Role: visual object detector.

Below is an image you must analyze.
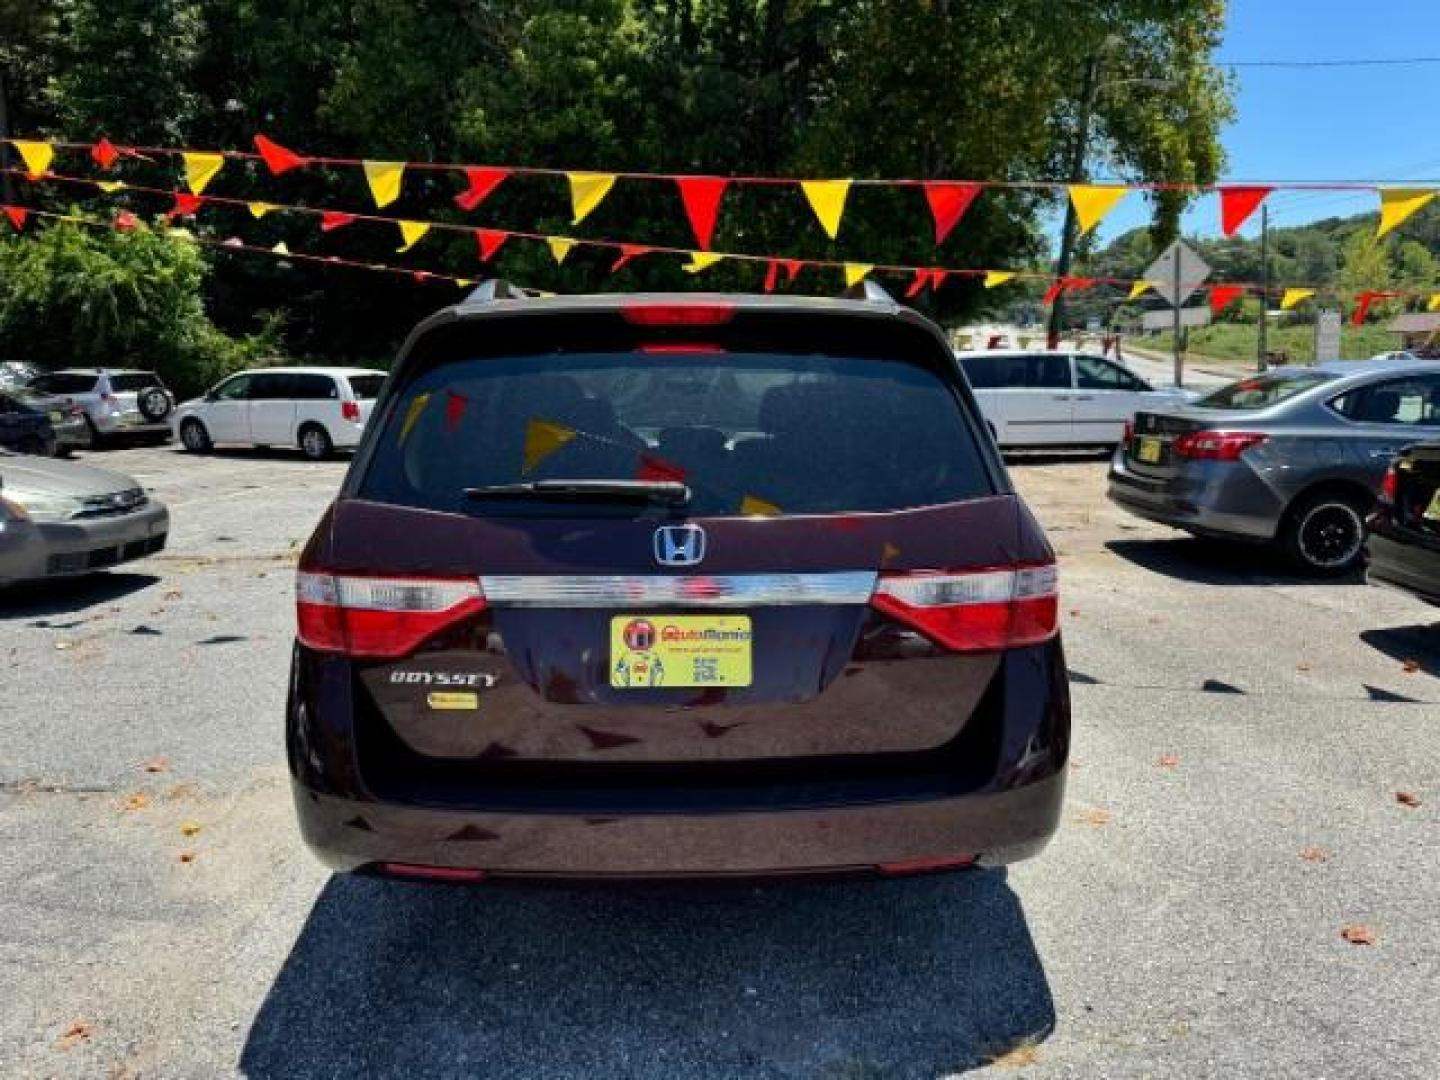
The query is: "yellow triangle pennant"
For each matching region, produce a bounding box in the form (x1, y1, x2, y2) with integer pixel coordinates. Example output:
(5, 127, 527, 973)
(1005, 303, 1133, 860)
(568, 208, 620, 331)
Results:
(399, 393, 431, 445)
(1069, 184, 1129, 235)
(801, 179, 852, 240)
(843, 263, 872, 287)
(683, 252, 724, 274)
(1377, 188, 1437, 238)
(1428, 293, 1440, 313)
(396, 220, 430, 252)
(567, 172, 617, 225)
(1126, 280, 1153, 301)
(12, 139, 54, 176)
(95, 181, 127, 194)
(182, 151, 225, 195)
(547, 237, 576, 265)
(523, 418, 577, 473)
(740, 495, 782, 517)
(363, 160, 405, 208)
(271, 241, 290, 254)
(1280, 288, 1315, 310)
(455, 278, 476, 288)
(247, 202, 276, 219)
(983, 270, 1017, 288)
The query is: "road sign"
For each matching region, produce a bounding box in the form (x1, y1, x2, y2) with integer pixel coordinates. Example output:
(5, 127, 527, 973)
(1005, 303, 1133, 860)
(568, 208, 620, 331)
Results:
(1314, 309, 1342, 363)
(1141, 307, 1211, 331)
(1144, 241, 1212, 308)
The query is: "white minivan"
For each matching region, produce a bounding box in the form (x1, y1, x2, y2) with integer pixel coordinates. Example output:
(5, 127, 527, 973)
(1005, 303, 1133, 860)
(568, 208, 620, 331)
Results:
(173, 367, 387, 459)
(956, 349, 1188, 449)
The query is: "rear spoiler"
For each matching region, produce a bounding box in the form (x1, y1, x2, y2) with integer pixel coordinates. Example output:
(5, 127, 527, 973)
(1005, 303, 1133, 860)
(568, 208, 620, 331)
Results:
(465, 277, 898, 306)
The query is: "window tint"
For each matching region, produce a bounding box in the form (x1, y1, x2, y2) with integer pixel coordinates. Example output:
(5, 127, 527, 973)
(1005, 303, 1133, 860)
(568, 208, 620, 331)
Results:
(1333, 376, 1440, 426)
(248, 373, 294, 400)
(346, 375, 385, 399)
(1075, 355, 1145, 391)
(31, 374, 99, 394)
(360, 352, 990, 517)
(1197, 372, 1335, 410)
(290, 374, 340, 400)
(108, 373, 162, 391)
(213, 375, 253, 401)
(959, 354, 1070, 390)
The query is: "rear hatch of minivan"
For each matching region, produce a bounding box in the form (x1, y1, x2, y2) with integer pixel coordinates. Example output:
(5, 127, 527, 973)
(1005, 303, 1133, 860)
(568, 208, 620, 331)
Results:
(344, 373, 387, 426)
(298, 297, 1058, 807)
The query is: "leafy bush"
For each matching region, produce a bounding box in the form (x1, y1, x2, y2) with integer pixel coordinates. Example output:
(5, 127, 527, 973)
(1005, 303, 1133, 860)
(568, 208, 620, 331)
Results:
(0, 217, 282, 397)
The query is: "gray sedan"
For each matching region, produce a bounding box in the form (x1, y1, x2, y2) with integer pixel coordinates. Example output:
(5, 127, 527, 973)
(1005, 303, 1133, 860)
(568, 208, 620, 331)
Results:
(1108, 357, 1440, 573)
(0, 451, 169, 584)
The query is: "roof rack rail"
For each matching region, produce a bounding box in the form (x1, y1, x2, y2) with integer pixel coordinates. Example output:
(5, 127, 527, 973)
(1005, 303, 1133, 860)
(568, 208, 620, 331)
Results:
(464, 278, 549, 303)
(837, 279, 896, 304)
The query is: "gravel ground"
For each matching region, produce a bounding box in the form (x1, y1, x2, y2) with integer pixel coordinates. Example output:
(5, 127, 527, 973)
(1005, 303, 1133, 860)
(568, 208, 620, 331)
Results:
(1, 442, 1436, 1079)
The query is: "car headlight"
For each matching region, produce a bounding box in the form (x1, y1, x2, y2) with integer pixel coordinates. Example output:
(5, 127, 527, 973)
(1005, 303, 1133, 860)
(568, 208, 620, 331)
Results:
(6, 490, 85, 523)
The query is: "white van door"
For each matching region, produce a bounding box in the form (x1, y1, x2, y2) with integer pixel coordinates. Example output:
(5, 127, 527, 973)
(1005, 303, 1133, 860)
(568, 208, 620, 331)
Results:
(990, 353, 1074, 446)
(204, 373, 256, 442)
(248, 373, 301, 445)
(1071, 354, 1151, 445)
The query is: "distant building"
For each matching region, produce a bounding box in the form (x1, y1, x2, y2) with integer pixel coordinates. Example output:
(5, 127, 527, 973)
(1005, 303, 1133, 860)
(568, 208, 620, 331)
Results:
(1386, 312, 1440, 355)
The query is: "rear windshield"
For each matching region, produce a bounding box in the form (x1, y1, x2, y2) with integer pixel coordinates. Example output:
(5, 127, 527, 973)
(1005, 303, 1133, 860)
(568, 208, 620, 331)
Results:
(108, 373, 162, 391)
(359, 352, 989, 516)
(30, 373, 98, 394)
(1196, 372, 1335, 410)
(347, 375, 385, 399)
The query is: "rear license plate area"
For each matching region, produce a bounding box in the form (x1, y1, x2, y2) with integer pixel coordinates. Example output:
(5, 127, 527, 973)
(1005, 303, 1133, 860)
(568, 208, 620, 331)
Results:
(610, 614, 753, 688)
(1135, 436, 1163, 464)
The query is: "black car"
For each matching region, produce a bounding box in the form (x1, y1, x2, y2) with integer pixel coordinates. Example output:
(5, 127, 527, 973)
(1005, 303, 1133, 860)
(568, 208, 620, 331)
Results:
(286, 285, 1071, 883)
(0, 389, 61, 456)
(1367, 441, 1440, 605)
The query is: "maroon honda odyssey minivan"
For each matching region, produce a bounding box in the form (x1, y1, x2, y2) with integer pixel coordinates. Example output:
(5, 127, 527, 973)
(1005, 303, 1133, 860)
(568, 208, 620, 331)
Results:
(287, 287, 1069, 881)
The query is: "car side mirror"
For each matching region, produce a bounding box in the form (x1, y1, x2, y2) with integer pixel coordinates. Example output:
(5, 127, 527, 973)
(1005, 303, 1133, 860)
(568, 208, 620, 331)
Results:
(204, 391, 218, 402)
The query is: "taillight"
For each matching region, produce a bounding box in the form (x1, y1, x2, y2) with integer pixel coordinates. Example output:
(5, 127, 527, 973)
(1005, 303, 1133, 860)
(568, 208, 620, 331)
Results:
(1172, 430, 1268, 461)
(1379, 464, 1398, 504)
(871, 563, 1058, 652)
(620, 302, 735, 326)
(1122, 419, 1134, 443)
(379, 863, 487, 883)
(295, 571, 484, 658)
(341, 400, 361, 422)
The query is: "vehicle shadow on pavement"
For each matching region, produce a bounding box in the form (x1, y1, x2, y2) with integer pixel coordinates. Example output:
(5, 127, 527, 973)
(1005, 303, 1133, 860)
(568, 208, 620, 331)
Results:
(1361, 622, 1440, 678)
(240, 869, 1054, 1078)
(0, 571, 159, 619)
(1104, 538, 1358, 587)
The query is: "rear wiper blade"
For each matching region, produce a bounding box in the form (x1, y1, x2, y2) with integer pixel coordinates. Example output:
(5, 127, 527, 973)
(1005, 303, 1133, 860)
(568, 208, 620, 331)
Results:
(463, 479, 692, 506)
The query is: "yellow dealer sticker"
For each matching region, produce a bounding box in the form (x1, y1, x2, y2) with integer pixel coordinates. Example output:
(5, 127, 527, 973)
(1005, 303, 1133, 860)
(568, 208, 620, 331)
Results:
(426, 691, 479, 711)
(610, 615, 753, 689)
(1424, 488, 1440, 521)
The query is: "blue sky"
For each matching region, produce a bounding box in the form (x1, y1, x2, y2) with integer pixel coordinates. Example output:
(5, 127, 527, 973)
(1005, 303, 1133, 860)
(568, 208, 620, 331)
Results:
(1085, 0, 1440, 246)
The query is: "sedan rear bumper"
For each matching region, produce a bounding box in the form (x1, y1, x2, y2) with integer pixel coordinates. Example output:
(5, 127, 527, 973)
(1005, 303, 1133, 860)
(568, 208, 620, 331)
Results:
(1107, 452, 1279, 542)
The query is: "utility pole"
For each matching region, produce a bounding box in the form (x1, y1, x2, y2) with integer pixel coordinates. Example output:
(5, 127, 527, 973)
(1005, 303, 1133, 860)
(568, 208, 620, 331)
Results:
(1047, 52, 1102, 349)
(0, 70, 14, 206)
(1257, 203, 1269, 371)
(1172, 238, 1183, 387)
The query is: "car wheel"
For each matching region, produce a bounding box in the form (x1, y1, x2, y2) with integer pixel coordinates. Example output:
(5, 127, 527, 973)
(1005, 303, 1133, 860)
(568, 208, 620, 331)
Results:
(299, 424, 333, 461)
(179, 418, 212, 453)
(137, 386, 173, 423)
(1282, 491, 1367, 575)
(17, 434, 46, 456)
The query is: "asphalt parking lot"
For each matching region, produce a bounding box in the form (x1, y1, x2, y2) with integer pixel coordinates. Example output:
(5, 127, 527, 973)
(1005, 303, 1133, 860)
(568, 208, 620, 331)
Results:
(2, 442, 1437, 1079)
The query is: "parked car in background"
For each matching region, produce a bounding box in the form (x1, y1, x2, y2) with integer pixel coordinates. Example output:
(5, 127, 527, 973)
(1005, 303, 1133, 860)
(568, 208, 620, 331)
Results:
(1108, 358, 1440, 574)
(27, 369, 175, 446)
(0, 361, 42, 391)
(173, 366, 386, 460)
(0, 388, 90, 456)
(0, 450, 168, 584)
(957, 348, 1189, 449)
(1366, 441, 1440, 605)
(288, 289, 1069, 882)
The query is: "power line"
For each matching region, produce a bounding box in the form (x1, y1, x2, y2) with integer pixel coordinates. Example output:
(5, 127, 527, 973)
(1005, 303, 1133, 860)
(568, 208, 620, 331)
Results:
(1216, 56, 1440, 68)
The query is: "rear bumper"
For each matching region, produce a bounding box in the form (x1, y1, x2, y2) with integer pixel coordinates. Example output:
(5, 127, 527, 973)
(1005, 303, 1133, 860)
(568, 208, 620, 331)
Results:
(1106, 451, 1279, 542)
(92, 409, 170, 436)
(291, 770, 1065, 878)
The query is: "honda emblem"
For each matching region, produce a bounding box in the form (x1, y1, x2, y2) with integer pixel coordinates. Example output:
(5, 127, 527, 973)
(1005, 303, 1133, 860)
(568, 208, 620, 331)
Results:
(653, 524, 706, 567)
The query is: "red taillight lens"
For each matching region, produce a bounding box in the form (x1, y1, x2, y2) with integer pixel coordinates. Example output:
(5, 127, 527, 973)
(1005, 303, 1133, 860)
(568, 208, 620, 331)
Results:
(877, 854, 976, 877)
(1172, 430, 1268, 461)
(1379, 464, 1398, 503)
(296, 571, 485, 658)
(871, 564, 1059, 652)
(341, 400, 361, 422)
(1122, 419, 1134, 443)
(619, 302, 736, 326)
(380, 863, 487, 883)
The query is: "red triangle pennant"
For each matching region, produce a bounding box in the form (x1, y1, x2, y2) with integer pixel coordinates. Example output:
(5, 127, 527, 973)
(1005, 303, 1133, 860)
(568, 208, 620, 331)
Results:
(319, 211, 356, 232)
(637, 453, 687, 483)
(444, 391, 469, 432)
(114, 210, 140, 232)
(167, 193, 204, 219)
(930, 269, 948, 290)
(475, 228, 509, 262)
(91, 138, 120, 170)
(253, 134, 308, 176)
(455, 167, 509, 212)
(904, 269, 931, 299)
(3, 205, 29, 231)
(1042, 276, 1095, 305)
(610, 244, 651, 273)
(923, 182, 982, 245)
(1209, 284, 1245, 317)
(763, 260, 780, 293)
(676, 176, 729, 251)
(1351, 290, 1398, 327)
(1218, 186, 1271, 237)
(781, 259, 803, 285)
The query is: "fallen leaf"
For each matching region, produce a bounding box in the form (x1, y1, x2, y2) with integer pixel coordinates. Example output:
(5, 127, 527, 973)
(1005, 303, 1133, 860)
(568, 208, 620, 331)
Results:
(178, 850, 197, 864)
(179, 820, 202, 837)
(1300, 845, 1330, 863)
(58, 1020, 94, 1050)
(165, 783, 199, 801)
(1401, 658, 1420, 674)
(1395, 791, 1422, 808)
(1157, 754, 1179, 768)
(162, 589, 183, 601)
(1077, 807, 1112, 827)
(121, 793, 149, 812)
(1296, 661, 1311, 672)
(1068, 609, 1081, 618)
(55, 640, 75, 651)
(988, 1040, 1041, 1068)
(1340, 925, 1375, 945)
(142, 756, 170, 774)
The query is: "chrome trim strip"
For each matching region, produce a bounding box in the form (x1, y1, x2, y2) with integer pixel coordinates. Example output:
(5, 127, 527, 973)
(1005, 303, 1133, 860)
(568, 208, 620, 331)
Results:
(480, 571, 878, 608)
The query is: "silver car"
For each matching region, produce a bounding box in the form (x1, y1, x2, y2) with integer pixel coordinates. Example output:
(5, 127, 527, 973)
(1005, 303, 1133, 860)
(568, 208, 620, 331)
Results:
(26, 368, 176, 445)
(0, 451, 169, 584)
(1107, 358, 1440, 573)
